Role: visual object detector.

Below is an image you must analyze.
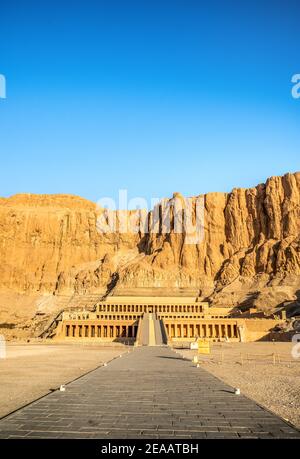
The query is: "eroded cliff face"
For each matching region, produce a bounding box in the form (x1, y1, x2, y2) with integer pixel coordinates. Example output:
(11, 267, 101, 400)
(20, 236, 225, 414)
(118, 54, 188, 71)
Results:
(0, 172, 300, 321)
(0, 194, 139, 295)
(115, 172, 300, 305)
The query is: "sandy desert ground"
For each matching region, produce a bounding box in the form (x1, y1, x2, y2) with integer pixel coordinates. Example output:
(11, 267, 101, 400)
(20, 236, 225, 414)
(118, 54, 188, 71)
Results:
(0, 342, 128, 418)
(177, 342, 300, 430)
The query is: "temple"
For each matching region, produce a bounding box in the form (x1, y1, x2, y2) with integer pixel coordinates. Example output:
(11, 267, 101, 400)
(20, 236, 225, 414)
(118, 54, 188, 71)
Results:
(55, 296, 284, 344)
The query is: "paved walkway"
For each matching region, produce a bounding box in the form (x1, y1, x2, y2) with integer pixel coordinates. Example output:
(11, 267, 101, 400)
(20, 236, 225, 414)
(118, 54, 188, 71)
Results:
(0, 346, 299, 439)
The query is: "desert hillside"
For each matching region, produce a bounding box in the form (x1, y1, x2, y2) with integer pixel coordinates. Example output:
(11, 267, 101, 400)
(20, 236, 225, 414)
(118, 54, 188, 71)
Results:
(0, 172, 300, 337)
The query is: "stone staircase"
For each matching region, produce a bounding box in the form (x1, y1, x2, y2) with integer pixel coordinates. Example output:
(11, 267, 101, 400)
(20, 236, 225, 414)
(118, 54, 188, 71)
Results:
(136, 313, 167, 346)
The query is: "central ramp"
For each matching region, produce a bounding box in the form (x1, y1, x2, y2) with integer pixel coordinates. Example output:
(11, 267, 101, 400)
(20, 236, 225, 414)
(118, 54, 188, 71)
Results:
(136, 313, 167, 346)
(0, 347, 299, 439)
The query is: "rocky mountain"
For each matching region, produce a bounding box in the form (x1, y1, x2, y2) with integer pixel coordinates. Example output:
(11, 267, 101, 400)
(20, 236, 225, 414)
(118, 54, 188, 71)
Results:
(0, 172, 300, 334)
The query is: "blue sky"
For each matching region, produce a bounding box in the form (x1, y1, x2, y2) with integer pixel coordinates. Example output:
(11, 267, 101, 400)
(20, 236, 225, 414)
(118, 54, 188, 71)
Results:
(0, 0, 299, 207)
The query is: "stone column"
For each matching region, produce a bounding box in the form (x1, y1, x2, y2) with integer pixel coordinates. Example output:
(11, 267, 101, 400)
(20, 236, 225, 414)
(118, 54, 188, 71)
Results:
(186, 324, 189, 338)
(232, 324, 238, 338)
(227, 324, 231, 338)
(199, 324, 202, 338)
(231, 324, 236, 338)
(215, 324, 218, 338)
(211, 324, 215, 338)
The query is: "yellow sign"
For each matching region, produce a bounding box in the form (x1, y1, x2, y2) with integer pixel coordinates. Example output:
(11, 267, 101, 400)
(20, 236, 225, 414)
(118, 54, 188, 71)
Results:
(197, 338, 210, 354)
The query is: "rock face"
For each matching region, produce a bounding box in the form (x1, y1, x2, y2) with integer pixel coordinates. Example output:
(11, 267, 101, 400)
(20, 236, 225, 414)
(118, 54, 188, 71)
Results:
(0, 194, 139, 295)
(0, 172, 300, 318)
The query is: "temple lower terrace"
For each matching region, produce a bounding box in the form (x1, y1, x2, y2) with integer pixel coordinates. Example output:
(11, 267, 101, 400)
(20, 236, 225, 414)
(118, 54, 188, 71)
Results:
(55, 296, 285, 344)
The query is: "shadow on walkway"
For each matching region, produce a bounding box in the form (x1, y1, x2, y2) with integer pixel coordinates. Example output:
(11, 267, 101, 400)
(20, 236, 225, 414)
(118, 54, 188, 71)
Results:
(156, 355, 184, 360)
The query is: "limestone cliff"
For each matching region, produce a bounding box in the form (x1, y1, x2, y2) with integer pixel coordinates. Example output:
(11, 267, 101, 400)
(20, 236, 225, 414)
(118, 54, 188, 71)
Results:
(0, 172, 300, 328)
(116, 172, 300, 310)
(0, 194, 139, 295)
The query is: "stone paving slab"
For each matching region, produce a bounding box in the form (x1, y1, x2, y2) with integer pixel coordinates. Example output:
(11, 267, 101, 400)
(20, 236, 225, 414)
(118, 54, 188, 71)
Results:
(0, 346, 299, 439)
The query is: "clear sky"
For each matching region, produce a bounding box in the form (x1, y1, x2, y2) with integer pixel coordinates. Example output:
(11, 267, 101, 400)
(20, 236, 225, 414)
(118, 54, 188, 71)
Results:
(0, 0, 299, 207)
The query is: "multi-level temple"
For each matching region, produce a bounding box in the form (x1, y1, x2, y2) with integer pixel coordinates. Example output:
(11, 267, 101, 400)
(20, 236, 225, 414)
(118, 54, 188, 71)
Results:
(55, 296, 284, 344)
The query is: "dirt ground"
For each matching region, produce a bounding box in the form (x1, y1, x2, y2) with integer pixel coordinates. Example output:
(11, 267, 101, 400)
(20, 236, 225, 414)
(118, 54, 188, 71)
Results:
(0, 342, 129, 418)
(176, 342, 300, 430)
